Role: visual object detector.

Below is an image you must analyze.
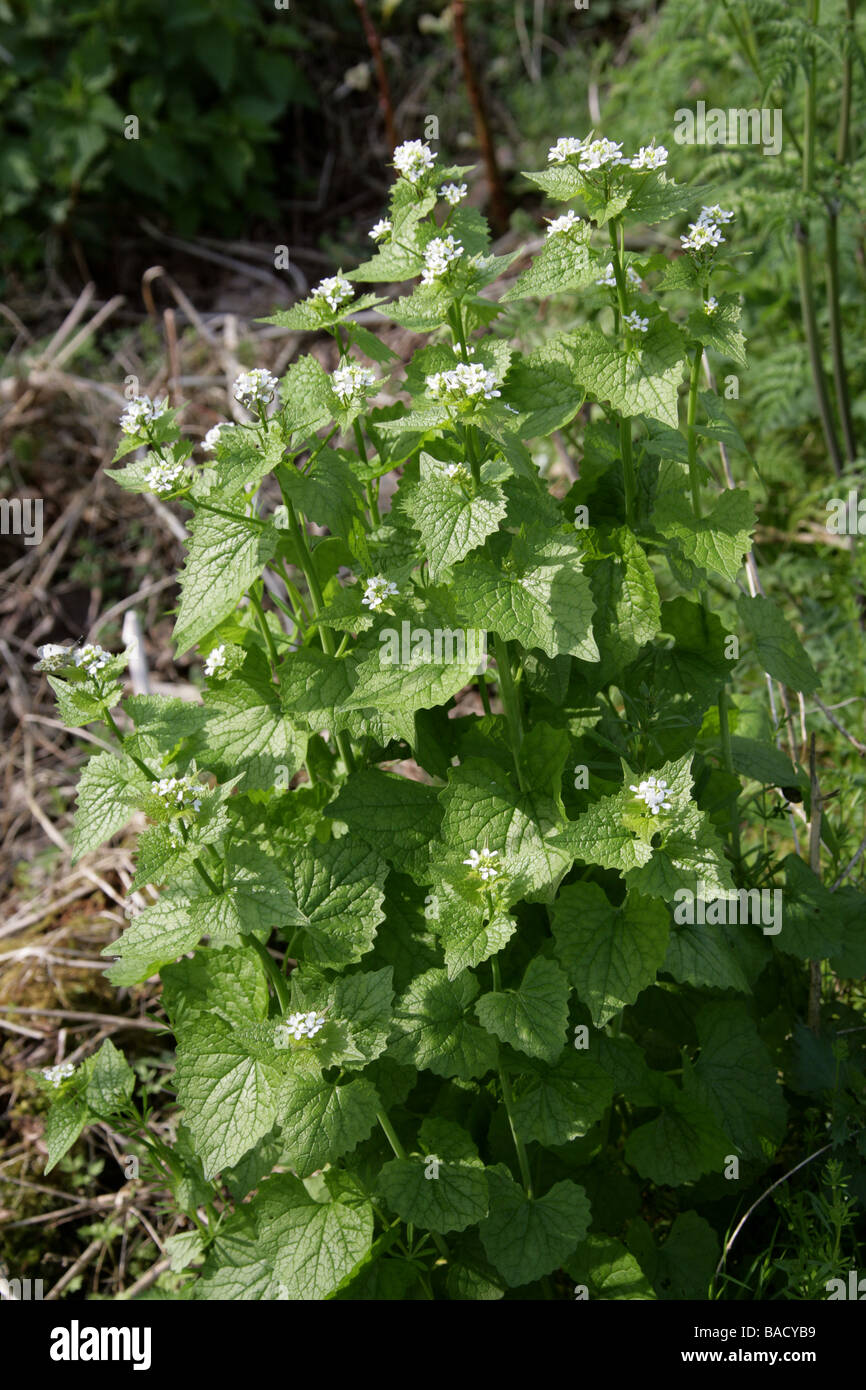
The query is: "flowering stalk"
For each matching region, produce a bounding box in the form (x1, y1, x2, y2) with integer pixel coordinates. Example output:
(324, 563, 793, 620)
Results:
(607, 220, 636, 527)
(491, 957, 533, 1198)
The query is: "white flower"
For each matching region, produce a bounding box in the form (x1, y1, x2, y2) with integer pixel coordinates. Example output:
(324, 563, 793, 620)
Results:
(624, 310, 649, 333)
(630, 144, 668, 170)
(596, 262, 617, 287)
(463, 846, 500, 881)
(119, 394, 168, 436)
(425, 361, 501, 403)
(440, 181, 467, 205)
(310, 274, 354, 314)
(369, 218, 392, 241)
(681, 221, 724, 252)
(393, 139, 436, 183)
(144, 457, 186, 494)
(204, 645, 226, 677)
(698, 203, 734, 226)
(626, 266, 642, 286)
(629, 776, 673, 814)
(421, 234, 464, 285)
(233, 368, 278, 409)
(42, 1062, 76, 1088)
(361, 575, 399, 610)
(35, 643, 71, 673)
(578, 137, 626, 172)
(546, 209, 581, 239)
(73, 643, 113, 677)
(203, 422, 235, 452)
(452, 342, 475, 355)
(706, 296, 719, 314)
(150, 774, 203, 815)
(548, 136, 583, 164)
(332, 361, 377, 402)
(277, 1011, 327, 1044)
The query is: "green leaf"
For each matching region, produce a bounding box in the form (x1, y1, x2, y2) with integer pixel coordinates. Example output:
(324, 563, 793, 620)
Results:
(685, 1002, 786, 1159)
(625, 1086, 729, 1185)
(552, 794, 655, 878)
(281, 838, 387, 969)
(402, 454, 507, 579)
(475, 957, 570, 1063)
(552, 883, 670, 1026)
(565, 1235, 656, 1300)
(390, 969, 499, 1080)
(102, 891, 201, 987)
(480, 1169, 591, 1285)
(503, 223, 595, 301)
(71, 753, 144, 860)
(44, 1090, 90, 1173)
(160, 944, 270, 1030)
(82, 1038, 136, 1115)
(330, 770, 442, 877)
(456, 529, 598, 661)
(737, 595, 819, 693)
(627, 1210, 719, 1299)
(500, 340, 587, 437)
(687, 294, 747, 367)
(564, 321, 688, 428)
(279, 1071, 380, 1177)
(197, 664, 308, 792)
(512, 1051, 615, 1147)
(253, 1172, 375, 1301)
(653, 468, 754, 582)
(174, 511, 279, 656)
(188, 844, 294, 943)
(663, 922, 751, 994)
(377, 1153, 488, 1234)
(175, 1014, 286, 1176)
(278, 448, 367, 537)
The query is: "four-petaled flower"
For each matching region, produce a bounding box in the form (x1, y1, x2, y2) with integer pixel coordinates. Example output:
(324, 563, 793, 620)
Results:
(145, 457, 186, 494)
(276, 1012, 327, 1045)
(629, 776, 673, 814)
(203, 422, 235, 452)
(332, 361, 377, 402)
(74, 643, 113, 677)
(310, 274, 354, 314)
(624, 310, 649, 333)
(150, 774, 203, 814)
(463, 846, 500, 881)
(421, 234, 464, 284)
(119, 394, 168, 436)
(233, 368, 278, 409)
(548, 136, 583, 164)
(546, 210, 581, 239)
(630, 144, 668, 170)
(440, 181, 467, 206)
(204, 645, 226, 677)
(426, 362, 501, 402)
(362, 575, 399, 610)
(393, 139, 436, 183)
(369, 218, 392, 241)
(42, 1062, 76, 1088)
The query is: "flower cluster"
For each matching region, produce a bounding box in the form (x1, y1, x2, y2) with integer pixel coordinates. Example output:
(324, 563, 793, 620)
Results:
(440, 181, 467, 205)
(681, 204, 734, 254)
(630, 776, 673, 814)
(42, 1062, 76, 1088)
(393, 139, 436, 183)
(548, 135, 668, 174)
(204, 645, 226, 677)
(443, 462, 469, 481)
(426, 361, 501, 403)
(144, 457, 186, 495)
(73, 643, 113, 678)
(546, 209, 581, 239)
(624, 310, 649, 333)
(332, 361, 377, 403)
(463, 847, 500, 882)
(369, 218, 392, 241)
(119, 394, 168, 436)
(596, 262, 643, 288)
(421, 234, 464, 284)
(202, 422, 235, 452)
(310, 274, 354, 314)
(362, 575, 399, 611)
(706, 296, 719, 314)
(35, 642, 115, 677)
(233, 368, 278, 409)
(150, 774, 203, 814)
(275, 1011, 327, 1045)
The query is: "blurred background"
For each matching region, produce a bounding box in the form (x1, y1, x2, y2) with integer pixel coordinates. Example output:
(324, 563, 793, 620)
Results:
(2, 0, 865, 1300)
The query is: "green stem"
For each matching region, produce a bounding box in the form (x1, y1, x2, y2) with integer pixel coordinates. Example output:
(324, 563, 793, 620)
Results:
(492, 633, 525, 790)
(686, 346, 704, 519)
(246, 935, 291, 1013)
(282, 497, 357, 774)
(718, 686, 741, 865)
(795, 225, 844, 476)
(838, 0, 856, 165)
(491, 958, 533, 1198)
(608, 220, 636, 525)
(377, 1112, 449, 1261)
(249, 586, 280, 675)
(825, 209, 858, 462)
(353, 419, 380, 525)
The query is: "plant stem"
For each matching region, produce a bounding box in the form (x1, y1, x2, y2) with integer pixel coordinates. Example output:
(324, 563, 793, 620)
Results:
(718, 685, 741, 864)
(686, 346, 704, 519)
(283, 497, 357, 774)
(492, 633, 525, 790)
(249, 586, 280, 676)
(608, 220, 636, 525)
(825, 210, 857, 461)
(795, 225, 844, 476)
(491, 958, 533, 1197)
(246, 935, 291, 1013)
(377, 1111, 449, 1260)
